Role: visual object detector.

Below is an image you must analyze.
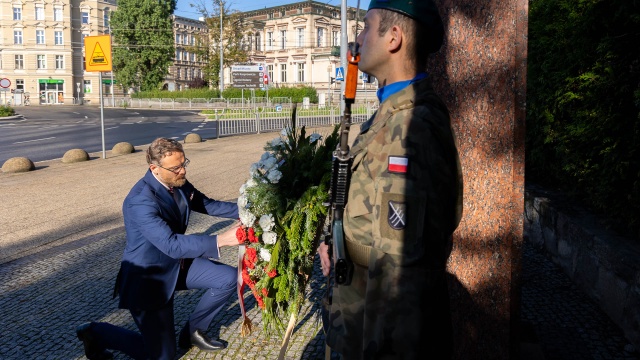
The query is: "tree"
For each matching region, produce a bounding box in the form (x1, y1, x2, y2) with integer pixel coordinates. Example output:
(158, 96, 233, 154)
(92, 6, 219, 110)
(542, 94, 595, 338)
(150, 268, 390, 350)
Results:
(190, 0, 249, 88)
(110, 0, 176, 92)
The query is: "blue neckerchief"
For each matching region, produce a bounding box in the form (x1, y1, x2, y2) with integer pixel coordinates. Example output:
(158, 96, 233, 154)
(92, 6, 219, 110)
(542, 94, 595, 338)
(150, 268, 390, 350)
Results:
(376, 72, 428, 103)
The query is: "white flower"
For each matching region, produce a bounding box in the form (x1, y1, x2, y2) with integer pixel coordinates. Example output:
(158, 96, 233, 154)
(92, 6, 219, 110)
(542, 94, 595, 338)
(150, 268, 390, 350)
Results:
(270, 137, 283, 147)
(310, 133, 322, 143)
(260, 247, 272, 262)
(246, 178, 257, 188)
(261, 157, 277, 171)
(266, 169, 282, 184)
(262, 231, 277, 245)
(237, 194, 248, 209)
(259, 214, 275, 231)
(239, 208, 256, 227)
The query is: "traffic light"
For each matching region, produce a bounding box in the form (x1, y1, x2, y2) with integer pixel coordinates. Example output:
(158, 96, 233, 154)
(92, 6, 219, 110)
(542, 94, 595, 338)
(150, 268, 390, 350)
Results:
(330, 77, 335, 84)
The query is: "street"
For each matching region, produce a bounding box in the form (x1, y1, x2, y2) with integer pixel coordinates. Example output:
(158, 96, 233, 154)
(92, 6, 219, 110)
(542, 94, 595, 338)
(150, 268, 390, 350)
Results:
(0, 106, 217, 164)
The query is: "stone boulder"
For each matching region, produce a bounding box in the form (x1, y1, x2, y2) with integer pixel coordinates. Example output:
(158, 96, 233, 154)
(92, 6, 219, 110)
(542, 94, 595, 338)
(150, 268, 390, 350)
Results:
(2, 157, 35, 173)
(112, 142, 135, 155)
(184, 133, 202, 143)
(62, 149, 90, 163)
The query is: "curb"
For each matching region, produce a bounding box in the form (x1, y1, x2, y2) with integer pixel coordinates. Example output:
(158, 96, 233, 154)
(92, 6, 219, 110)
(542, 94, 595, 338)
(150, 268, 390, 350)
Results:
(0, 115, 23, 121)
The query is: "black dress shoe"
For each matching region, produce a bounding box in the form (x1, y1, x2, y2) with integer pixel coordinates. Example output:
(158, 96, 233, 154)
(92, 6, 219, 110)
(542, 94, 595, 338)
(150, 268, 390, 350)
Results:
(75, 322, 113, 360)
(189, 330, 225, 351)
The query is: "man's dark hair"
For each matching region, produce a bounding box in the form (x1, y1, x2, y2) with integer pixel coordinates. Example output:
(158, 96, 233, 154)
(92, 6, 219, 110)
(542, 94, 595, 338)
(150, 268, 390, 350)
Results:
(377, 9, 438, 72)
(146, 138, 184, 165)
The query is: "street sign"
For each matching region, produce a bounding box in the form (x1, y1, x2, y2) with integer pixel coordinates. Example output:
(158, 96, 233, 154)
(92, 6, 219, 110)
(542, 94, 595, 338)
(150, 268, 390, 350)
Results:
(84, 35, 113, 72)
(0, 78, 11, 88)
(335, 67, 345, 81)
(231, 64, 266, 89)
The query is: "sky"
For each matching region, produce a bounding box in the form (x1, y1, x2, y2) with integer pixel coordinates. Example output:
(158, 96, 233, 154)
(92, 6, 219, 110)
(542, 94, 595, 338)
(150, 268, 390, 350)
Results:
(174, 0, 370, 20)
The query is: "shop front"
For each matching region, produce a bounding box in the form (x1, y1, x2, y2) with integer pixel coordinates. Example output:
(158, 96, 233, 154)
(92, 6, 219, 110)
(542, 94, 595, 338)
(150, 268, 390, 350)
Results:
(38, 79, 65, 105)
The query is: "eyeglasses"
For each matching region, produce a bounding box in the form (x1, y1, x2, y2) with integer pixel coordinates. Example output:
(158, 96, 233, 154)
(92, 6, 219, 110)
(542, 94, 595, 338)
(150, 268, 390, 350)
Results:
(157, 158, 190, 174)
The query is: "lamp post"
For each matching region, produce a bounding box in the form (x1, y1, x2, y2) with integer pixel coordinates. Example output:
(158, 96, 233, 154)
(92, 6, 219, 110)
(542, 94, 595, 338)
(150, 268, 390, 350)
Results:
(219, 0, 224, 93)
(327, 65, 332, 105)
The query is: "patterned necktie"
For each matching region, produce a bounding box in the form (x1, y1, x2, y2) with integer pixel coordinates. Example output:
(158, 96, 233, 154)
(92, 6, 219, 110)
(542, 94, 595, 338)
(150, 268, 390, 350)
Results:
(169, 187, 186, 218)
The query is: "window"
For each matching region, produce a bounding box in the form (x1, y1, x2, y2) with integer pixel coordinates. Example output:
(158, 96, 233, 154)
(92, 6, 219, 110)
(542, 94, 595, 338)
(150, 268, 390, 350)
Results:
(332, 31, 339, 46)
(191, 35, 195, 46)
(84, 80, 91, 93)
(267, 32, 273, 50)
(183, 50, 188, 60)
(317, 28, 325, 47)
(35, 6, 45, 21)
(255, 33, 261, 51)
(81, 11, 89, 24)
(176, 33, 182, 43)
(103, 9, 109, 27)
(55, 31, 63, 45)
(176, 68, 181, 79)
(55, 55, 64, 69)
(280, 30, 286, 50)
(183, 34, 188, 45)
(280, 63, 287, 83)
(297, 28, 304, 47)
(36, 30, 45, 44)
(332, 11, 339, 18)
(54, 8, 63, 21)
(15, 55, 24, 70)
(267, 65, 274, 82)
(14, 30, 23, 45)
(297, 63, 305, 82)
(16, 79, 25, 90)
(13, 7, 22, 20)
(190, 53, 195, 62)
(37, 55, 46, 69)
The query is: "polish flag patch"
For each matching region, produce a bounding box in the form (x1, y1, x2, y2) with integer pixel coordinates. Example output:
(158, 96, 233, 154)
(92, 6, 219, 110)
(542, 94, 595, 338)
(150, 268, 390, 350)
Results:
(388, 156, 408, 174)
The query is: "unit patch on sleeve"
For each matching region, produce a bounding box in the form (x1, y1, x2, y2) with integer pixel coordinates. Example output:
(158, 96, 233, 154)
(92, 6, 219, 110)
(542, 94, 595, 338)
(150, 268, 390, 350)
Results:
(387, 200, 406, 230)
(388, 156, 408, 174)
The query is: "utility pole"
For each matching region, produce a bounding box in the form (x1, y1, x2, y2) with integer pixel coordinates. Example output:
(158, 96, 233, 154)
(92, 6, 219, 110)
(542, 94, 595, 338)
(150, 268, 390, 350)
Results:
(219, 0, 224, 93)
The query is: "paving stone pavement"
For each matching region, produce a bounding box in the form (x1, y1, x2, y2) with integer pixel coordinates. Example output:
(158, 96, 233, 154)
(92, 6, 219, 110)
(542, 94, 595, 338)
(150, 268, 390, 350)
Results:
(0, 128, 638, 359)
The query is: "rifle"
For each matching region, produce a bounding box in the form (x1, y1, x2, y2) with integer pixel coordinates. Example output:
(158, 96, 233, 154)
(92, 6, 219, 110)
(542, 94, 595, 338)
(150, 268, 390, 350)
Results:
(324, 42, 361, 286)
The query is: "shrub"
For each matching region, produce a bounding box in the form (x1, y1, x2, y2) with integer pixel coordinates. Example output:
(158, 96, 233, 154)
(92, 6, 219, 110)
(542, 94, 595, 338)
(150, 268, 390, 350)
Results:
(0, 105, 15, 117)
(527, 0, 640, 238)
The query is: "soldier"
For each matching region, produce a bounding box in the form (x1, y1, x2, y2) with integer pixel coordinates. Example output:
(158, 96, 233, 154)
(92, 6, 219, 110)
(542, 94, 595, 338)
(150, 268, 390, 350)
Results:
(318, 0, 463, 358)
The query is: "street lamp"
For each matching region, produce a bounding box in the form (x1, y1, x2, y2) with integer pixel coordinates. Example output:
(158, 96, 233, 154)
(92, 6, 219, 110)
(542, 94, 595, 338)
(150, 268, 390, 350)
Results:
(327, 65, 332, 105)
(219, 0, 224, 93)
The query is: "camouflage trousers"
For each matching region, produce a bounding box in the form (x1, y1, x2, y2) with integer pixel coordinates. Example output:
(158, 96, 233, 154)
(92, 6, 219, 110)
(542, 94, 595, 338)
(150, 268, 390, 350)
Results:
(324, 248, 453, 360)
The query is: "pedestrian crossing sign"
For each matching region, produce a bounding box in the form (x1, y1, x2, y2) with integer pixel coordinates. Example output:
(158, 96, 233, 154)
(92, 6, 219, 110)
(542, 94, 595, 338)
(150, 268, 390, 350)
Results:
(84, 35, 113, 72)
(336, 67, 345, 81)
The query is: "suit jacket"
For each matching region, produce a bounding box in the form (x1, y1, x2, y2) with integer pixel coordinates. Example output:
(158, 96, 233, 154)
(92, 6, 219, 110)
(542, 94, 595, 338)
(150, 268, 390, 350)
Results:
(115, 169, 238, 311)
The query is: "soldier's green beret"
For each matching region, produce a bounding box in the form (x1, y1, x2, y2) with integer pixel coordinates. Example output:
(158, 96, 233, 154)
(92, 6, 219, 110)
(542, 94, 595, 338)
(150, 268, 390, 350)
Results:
(368, 0, 444, 53)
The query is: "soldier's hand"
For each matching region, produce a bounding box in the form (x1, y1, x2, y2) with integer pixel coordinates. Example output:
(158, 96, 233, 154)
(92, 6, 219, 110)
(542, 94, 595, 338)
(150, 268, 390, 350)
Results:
(317, 242, 331, 276)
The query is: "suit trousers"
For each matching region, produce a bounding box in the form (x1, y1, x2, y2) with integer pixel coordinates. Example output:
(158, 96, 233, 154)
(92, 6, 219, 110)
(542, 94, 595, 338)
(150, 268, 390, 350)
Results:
(91, 258, 237, 360)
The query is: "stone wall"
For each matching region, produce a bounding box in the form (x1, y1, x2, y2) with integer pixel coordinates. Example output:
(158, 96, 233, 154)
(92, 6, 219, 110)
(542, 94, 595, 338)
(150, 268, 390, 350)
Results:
(524, 184, 640, 349)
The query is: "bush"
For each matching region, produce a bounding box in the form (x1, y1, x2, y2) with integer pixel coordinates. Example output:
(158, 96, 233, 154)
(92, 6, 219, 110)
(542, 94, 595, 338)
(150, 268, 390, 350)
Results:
(131, 85, 319, 104)
(0, 105, 15, 117)
(527, 0, 640, 238)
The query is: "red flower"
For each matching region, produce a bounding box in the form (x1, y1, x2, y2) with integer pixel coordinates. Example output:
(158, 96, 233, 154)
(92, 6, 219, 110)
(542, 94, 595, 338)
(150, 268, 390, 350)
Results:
(261, 288, 268, 297)
(248, 227, 259, 243)
(244, 247, 257, 269)
(241, 268, 252, 286)
(266, 267, 277, 278)
(236, 227, 247, 243)
(255, 295, 265, 309)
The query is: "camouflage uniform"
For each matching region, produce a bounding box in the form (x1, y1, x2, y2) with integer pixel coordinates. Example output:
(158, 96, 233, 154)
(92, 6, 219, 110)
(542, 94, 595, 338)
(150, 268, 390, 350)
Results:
(325, 78, 463, 359)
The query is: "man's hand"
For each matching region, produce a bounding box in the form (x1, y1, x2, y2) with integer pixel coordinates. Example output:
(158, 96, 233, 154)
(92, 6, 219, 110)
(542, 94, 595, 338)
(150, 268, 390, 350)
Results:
(216, 222, 241, 247)
(317, 242, 331, 277)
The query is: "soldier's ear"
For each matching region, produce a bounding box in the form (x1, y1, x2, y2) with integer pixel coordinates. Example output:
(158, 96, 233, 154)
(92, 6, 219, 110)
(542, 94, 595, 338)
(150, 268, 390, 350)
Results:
(387, 24, 404, 53)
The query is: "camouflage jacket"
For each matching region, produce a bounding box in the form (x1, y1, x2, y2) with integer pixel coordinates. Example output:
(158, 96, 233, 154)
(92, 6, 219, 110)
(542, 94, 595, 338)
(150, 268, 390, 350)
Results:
(325, 78, 463, 359)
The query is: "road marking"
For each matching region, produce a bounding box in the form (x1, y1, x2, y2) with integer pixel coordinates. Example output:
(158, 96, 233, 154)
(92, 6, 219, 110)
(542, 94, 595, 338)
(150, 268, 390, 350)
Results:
(73, 112, 80, 115)
(105, 126, 119, 130)
(14, 137, 56, 144)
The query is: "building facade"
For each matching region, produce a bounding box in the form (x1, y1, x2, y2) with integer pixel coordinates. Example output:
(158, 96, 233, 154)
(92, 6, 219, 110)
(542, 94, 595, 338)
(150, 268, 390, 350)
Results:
(0, 0, 116, 105)
(237, 0, 372, 92)
(163, 15, 207, 92)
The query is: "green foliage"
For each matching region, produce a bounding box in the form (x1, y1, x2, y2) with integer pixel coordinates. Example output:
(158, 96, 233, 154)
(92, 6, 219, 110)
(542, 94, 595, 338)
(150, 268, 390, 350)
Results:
(222, 86, 318, 103)
(110, 0, 176, 91)
(0, 105, 15, 117)
(237, 119, 340, 335)
(527, 0, 640, 237)
(131, 88, 221, 99)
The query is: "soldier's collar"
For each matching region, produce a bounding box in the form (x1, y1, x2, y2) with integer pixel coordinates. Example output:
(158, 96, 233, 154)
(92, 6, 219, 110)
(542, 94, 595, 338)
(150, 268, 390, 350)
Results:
(376, 72, 428, 103)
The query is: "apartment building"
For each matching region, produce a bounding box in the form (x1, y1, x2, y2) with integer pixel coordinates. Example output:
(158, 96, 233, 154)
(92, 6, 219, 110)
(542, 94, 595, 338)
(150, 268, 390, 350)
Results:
(164, 15, 207, 92)
(238, 0, 370, 91)
(0, 0, 116, 105)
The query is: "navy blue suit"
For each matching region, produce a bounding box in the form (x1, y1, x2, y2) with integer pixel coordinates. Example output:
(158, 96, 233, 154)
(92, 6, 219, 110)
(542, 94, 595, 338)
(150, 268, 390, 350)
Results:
(91, 170, 239, 359)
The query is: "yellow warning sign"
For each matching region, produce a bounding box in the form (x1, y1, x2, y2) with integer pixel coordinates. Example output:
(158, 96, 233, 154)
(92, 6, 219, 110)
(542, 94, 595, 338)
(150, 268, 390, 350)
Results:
(84, 35, 112, 72)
